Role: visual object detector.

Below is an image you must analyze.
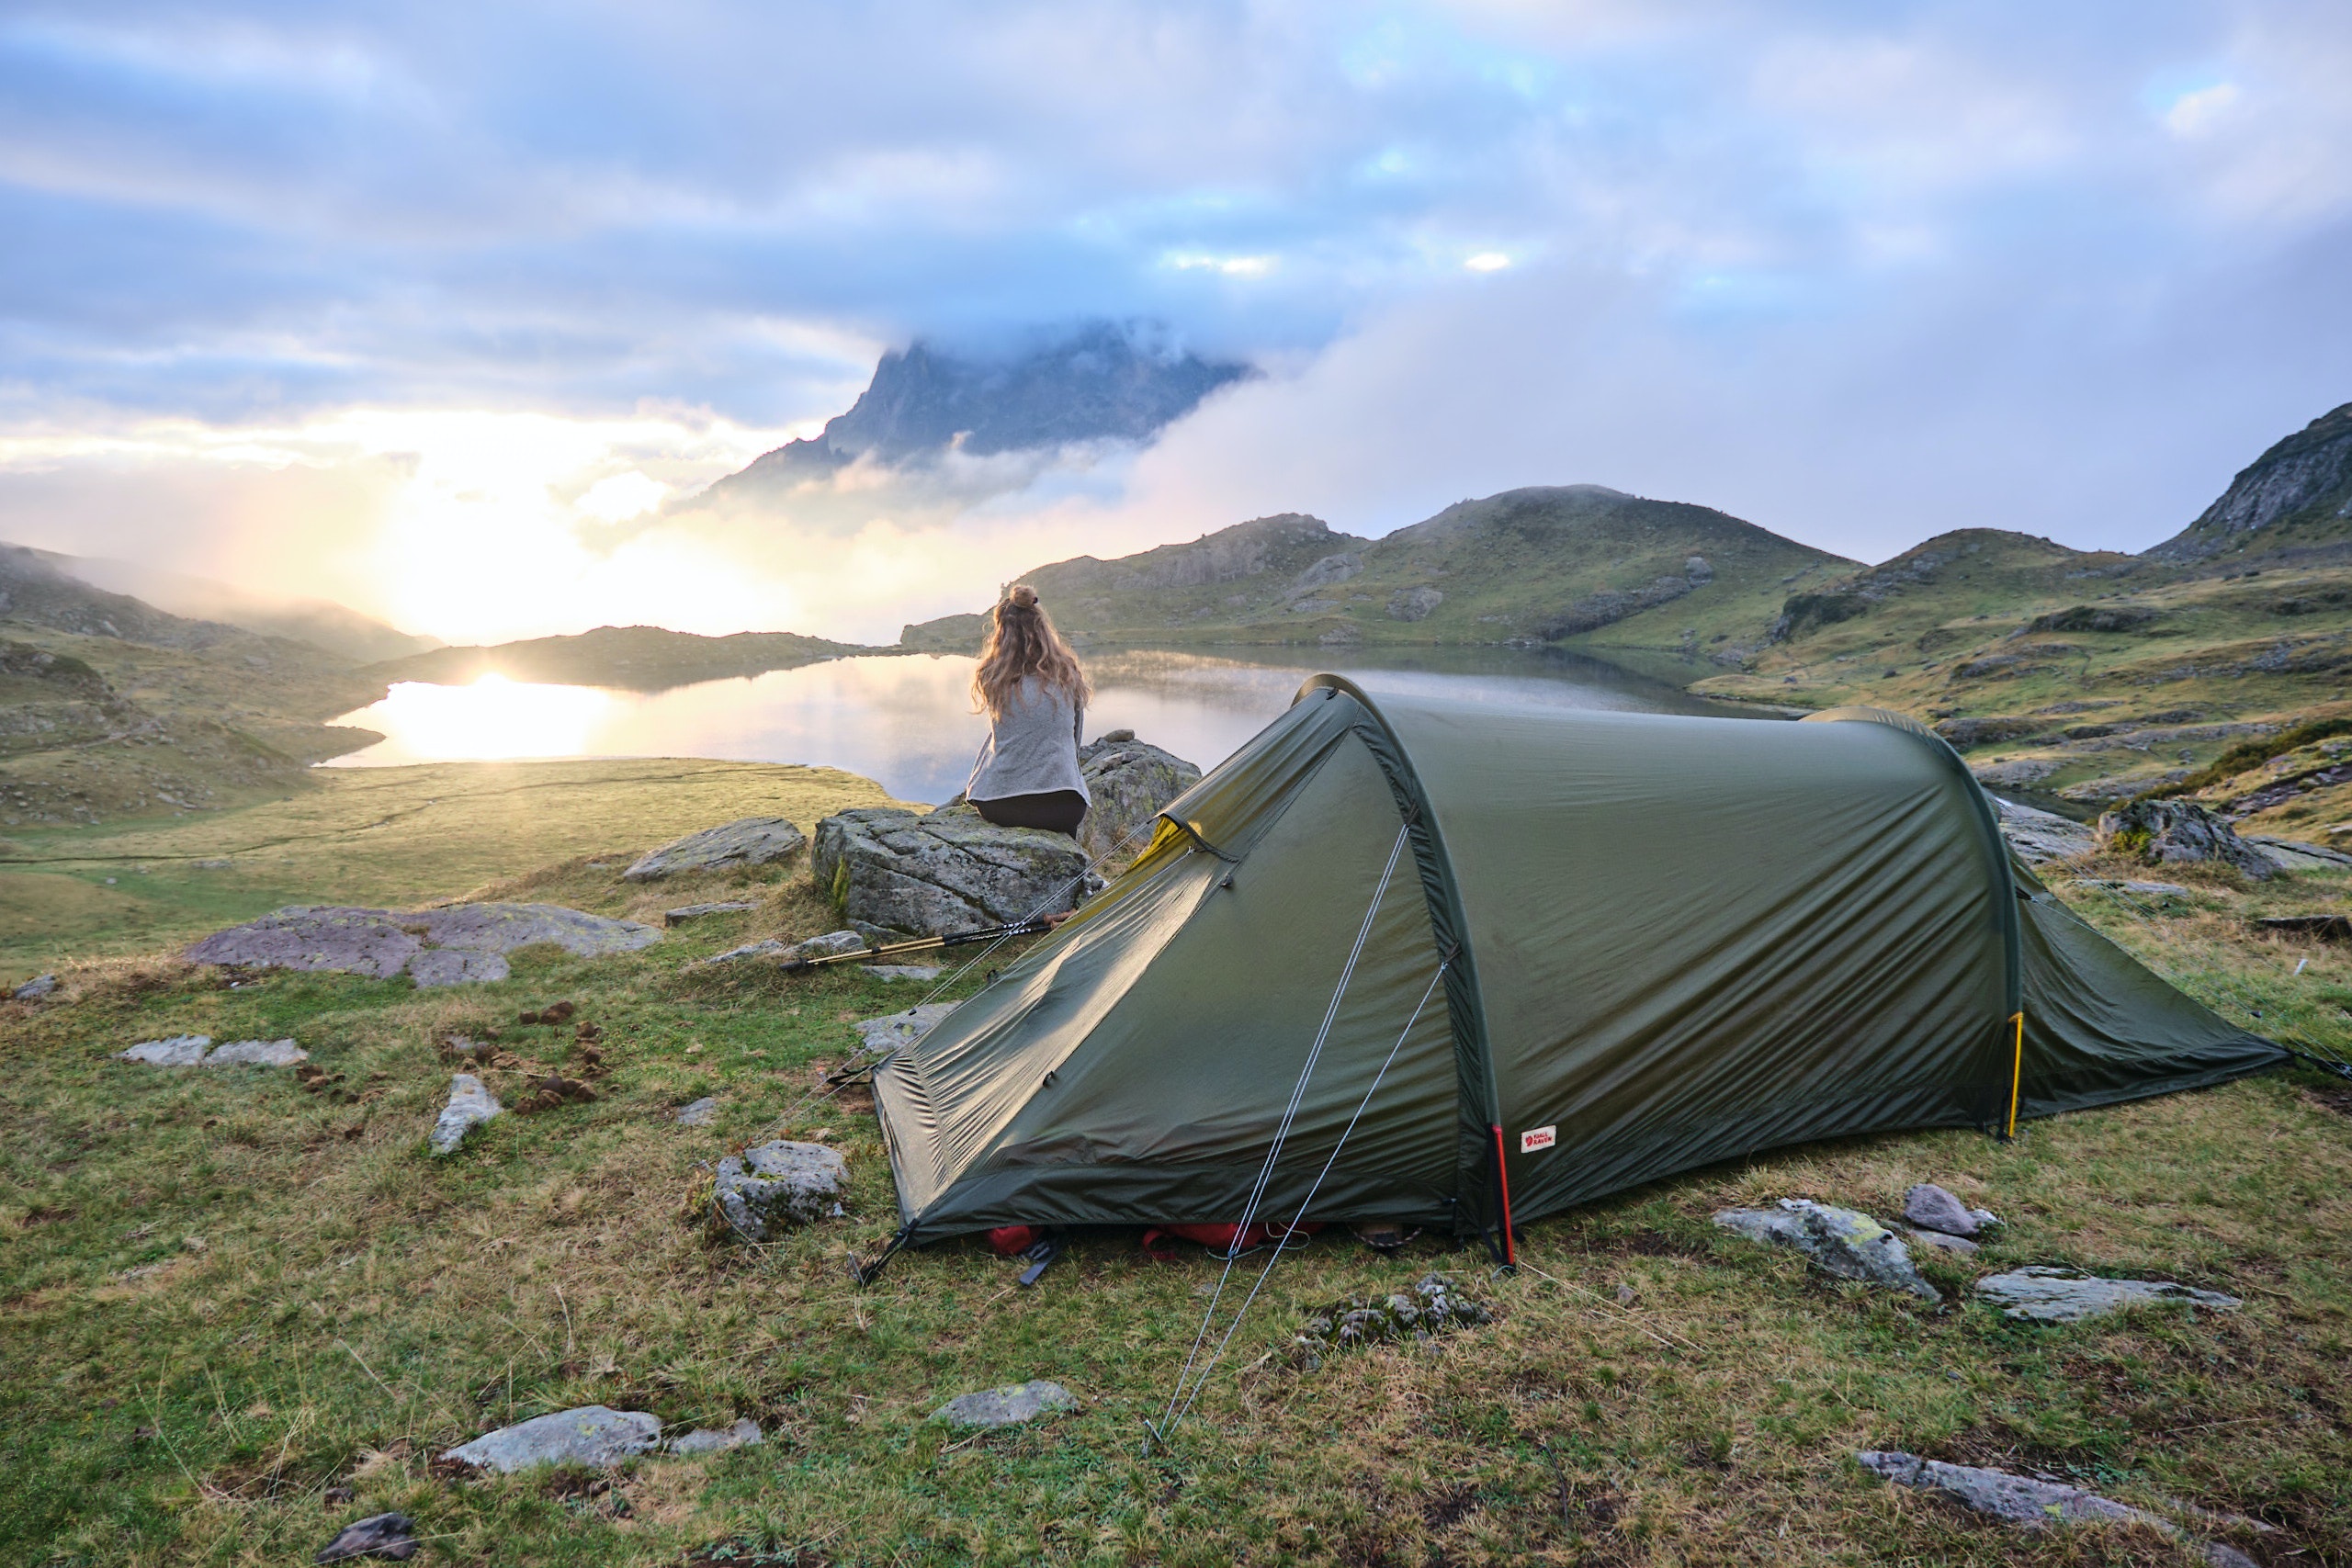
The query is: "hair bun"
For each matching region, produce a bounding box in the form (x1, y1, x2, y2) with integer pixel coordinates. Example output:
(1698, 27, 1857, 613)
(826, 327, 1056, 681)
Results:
(1002, 584, 1040, 611)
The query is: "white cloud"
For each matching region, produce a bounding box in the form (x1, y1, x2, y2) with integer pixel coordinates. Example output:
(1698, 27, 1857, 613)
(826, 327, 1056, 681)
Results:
(1464, 252, 1512, 271)
(2165, 80, 2241, 137)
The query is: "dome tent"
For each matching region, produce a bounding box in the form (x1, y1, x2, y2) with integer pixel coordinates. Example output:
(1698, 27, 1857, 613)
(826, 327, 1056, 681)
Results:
(870, 677, 2281, 1255)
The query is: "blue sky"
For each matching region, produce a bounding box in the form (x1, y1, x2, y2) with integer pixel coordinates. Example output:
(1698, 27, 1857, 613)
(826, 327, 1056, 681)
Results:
(1, 1, 2347, 641)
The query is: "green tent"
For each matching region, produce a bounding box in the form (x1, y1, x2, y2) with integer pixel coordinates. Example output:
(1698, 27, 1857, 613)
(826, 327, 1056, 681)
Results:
(872, 677, 2281, 1253)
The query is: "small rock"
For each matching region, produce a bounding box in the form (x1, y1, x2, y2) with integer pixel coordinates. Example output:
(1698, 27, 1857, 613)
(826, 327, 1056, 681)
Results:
(854, 1002, 959, 1055)
(675, 1096, 719, 1127)
(119, 1034, 211, 1066)
(665, 1417, 763, 1455)
(1901, 1183, 1996, 1238)
(429, 1074, 501, 1155)
(321, 1483, 356, 1506)
(438, 1405, 661, 1472)
(13, 973, 56, 1000)
(1905, 1227, 1981, 1257)
(314, 1510, 419, 1562)
(861, 964, 943, 981)
(783, 930, 867, 964)
(712, 1140, 848, 1241)
(2119, 880, 2193, 897)
(1713, 1200, 1939, 1302)
(663, 900, 761, 926)
(623, 818, 806, 882)
(1854, 1451, 2257, 1566)
(2096, 798, 2274, 879)
(695, 938, 788, 966)
(1974, 1267, 2242, 1323)
(930, 1381, 1078, 1428)
(202, 1039, 308, 1067)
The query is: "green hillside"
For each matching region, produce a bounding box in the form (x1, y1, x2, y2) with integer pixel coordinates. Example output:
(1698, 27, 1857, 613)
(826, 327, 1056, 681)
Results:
(368, 625, 876, 692)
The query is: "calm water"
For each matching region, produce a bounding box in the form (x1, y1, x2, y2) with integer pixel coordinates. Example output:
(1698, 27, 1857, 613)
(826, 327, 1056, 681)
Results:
(323, 646, 1765, 805)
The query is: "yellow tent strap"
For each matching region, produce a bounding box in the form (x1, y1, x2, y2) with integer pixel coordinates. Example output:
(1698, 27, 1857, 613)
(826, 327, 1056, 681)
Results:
(2005, 1010, 2026, 1139)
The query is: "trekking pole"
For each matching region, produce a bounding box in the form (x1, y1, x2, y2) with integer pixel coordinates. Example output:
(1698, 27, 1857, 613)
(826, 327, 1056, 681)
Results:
(775, 918, 1056, 974)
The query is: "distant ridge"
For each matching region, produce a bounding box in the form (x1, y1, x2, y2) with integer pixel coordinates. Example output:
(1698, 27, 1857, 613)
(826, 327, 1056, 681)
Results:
(367, 625, 876, 692)
(2149, 401, 2352, 561)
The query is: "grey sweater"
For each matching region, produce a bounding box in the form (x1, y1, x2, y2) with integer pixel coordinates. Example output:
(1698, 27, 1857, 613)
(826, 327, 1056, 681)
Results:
(967, 677, 1090, 803)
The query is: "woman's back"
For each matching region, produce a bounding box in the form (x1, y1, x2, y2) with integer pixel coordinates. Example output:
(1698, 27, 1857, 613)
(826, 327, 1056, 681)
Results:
(967, 674, 1086, 804)
(965, 585, 1092, 837)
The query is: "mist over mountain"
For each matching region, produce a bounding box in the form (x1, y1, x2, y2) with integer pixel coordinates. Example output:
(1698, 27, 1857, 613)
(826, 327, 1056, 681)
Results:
(702, 321, 1253, 502)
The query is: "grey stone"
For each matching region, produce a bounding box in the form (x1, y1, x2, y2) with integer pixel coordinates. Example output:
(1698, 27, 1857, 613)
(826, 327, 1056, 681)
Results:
(2243, 833, 2352, 872)
(1905, 1227, 1981, 1257)
(712, 1140, 848, 1241)
(1076, 734, 1202, 863)
(623, 817, 807, 882)
(314, 1510, 418, 1562)
(1713, 1200, 1940, 1302)
(663, 900, 760, 925)
(784, 930, 867, 964)
(854, 1002, 959, 1055)
(1975, 1266, 2242, 1323)
(1854, 1451, 2258, 1566)
(202, 1038, 308, 1067)
(405, 949, 509, 987)
(664, 1417, 763, 1455)
(863, 964, 944, 981)
(930, 1380, 1078, 1428)
(187, 902, 657, 985)
(811, 806, 1089, 937)
(2097, 798, 2275, 879)
(675, 1096, 719, 1126)
(120, 1034, 210, 1066)
(439, 1405, 660, 1472)
(13, 973, 56, 1000)
(1387, 585, 1444, 622)
(1902, 1183, 1996, 1238)
(695, 938, 787, 966)
(430, 1074, 501, 1155)
(1992, 797, 2095, 865)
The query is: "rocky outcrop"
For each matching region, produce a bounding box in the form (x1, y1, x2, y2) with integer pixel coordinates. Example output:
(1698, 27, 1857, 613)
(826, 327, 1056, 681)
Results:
(623, 818, 805, 882)
(2095, 799, 2276, 879)
(1932, 716, 2044, 748)
(439, 1406, 661, 1472)
(2149, 400, 2352, 560)
(187, 903, 661, 986)
(1077, 730, 1201, 863)
(1713, 1200, 1939, 1302)
(811, 806, 1088, 937)
(1974, 1267, 2242, 1323)
(1386, 585, 1444, 622)
(1993, 798, 2095, 865)
(712, 1141, 848, 1241)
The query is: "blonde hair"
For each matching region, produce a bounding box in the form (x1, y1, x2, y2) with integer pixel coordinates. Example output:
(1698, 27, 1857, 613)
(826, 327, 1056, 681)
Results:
(972, 583, 1091, 718)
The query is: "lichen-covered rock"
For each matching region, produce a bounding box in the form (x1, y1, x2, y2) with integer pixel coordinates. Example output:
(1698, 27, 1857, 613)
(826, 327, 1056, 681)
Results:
(120, 1034, 210, 1066)
(930, 1381, 1077, 1428)
(1854, 1451, 2258, 1566)
(623, 818, 806, 882)
(854, 1002, 959, 1055)
(662, 900, 760, 925)
(1713, 1200, 1940, 1302)
(439, 1405, 660, 1472)
(1295, 1274, 1492, 1366)
(202, 1038, 308, 1067)
(1901, 1183, 1996, 1238)
(675, 1096, 719, 1126)
(1974, 1266, 2242, 1323)
(665, 1417, 763, 1455)
(810, 806, 1088, 937)
(712, 1140, 848, 1241)
(1076, 733, 1201, 863)
(430, 1074, 501, 1155)
(2095, 798, 2275, 879)
(783, 930, 866, 964)
(188, 902, 659, 986)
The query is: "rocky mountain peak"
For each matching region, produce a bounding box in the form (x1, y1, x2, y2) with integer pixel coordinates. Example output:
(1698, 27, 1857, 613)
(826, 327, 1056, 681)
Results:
(2148, 400, 2352, 560)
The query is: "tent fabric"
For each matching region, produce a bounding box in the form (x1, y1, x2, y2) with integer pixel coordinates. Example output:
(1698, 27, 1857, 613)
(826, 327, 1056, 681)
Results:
(870, 678, 2284, 1245)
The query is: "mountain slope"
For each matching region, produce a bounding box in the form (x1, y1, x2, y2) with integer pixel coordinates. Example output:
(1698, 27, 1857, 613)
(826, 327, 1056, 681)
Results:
(707, 321, 1253, 501)
(34, 550, 440, 664)
(2148, 400, 2352, 561)
(901, 486, 1849, 651)
(367, 626, 874, 692)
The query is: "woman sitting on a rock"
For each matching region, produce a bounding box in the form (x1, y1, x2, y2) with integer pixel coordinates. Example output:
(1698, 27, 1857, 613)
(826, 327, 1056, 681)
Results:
(966, 583, 1091, 838)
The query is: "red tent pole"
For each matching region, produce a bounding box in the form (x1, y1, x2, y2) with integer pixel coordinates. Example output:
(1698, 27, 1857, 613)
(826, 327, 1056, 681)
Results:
(1490, 1123, 1517, 1268)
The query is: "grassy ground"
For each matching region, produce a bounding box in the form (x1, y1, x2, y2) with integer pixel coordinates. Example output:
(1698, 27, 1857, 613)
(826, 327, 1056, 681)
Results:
(0, 759, 916, 974)
(3, 793, 2349, 1565)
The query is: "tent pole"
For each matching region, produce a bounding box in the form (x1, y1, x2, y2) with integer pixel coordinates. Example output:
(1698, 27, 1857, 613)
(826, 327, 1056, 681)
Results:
(2004, 1010, 2024, 1139)
(1489, 1124, 1517, 1269)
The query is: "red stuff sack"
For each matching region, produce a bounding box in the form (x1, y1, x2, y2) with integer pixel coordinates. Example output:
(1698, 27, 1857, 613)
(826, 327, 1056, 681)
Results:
(1140, 1221, 1324, 1259)
(986, 1225, 1042, 1257)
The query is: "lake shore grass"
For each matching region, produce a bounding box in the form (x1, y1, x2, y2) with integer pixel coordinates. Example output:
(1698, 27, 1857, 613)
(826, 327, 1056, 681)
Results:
(2, 781, 2349, 1564)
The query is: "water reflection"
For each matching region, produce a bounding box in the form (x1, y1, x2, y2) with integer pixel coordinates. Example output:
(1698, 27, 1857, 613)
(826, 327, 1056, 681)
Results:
(326, 646, 1765, 805)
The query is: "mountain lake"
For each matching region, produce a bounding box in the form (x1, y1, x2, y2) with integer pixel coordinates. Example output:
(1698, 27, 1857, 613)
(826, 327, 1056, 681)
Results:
(323, 645, 1773, 806)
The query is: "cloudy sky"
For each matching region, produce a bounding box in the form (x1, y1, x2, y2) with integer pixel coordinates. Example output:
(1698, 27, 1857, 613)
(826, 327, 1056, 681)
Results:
(2, 0, 2346, 645)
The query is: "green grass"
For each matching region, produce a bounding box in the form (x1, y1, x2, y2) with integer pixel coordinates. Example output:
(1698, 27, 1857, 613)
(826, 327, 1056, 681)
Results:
(3, 807, 2349, 1563)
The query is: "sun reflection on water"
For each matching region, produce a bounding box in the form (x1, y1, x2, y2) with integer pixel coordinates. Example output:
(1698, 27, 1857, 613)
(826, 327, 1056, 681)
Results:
(356, 676, 614, 761)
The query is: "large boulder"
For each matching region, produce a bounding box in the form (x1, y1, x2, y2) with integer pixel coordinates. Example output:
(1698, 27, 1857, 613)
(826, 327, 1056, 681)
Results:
(187, 903, 661, 986)
(623, 818, 806, 882)
(1713, 1200, 1940, 1302)
(1077, 730, 1201, 863)
(439, 1406, 660, 1472)
(810, 807, 1088, 937)
(2095, 798, 2275, 879)
(712, 1140, 848, 1241)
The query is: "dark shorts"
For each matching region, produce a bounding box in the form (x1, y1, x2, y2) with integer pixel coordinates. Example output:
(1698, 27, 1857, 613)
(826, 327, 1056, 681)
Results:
(971, 790, 1088, 837)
